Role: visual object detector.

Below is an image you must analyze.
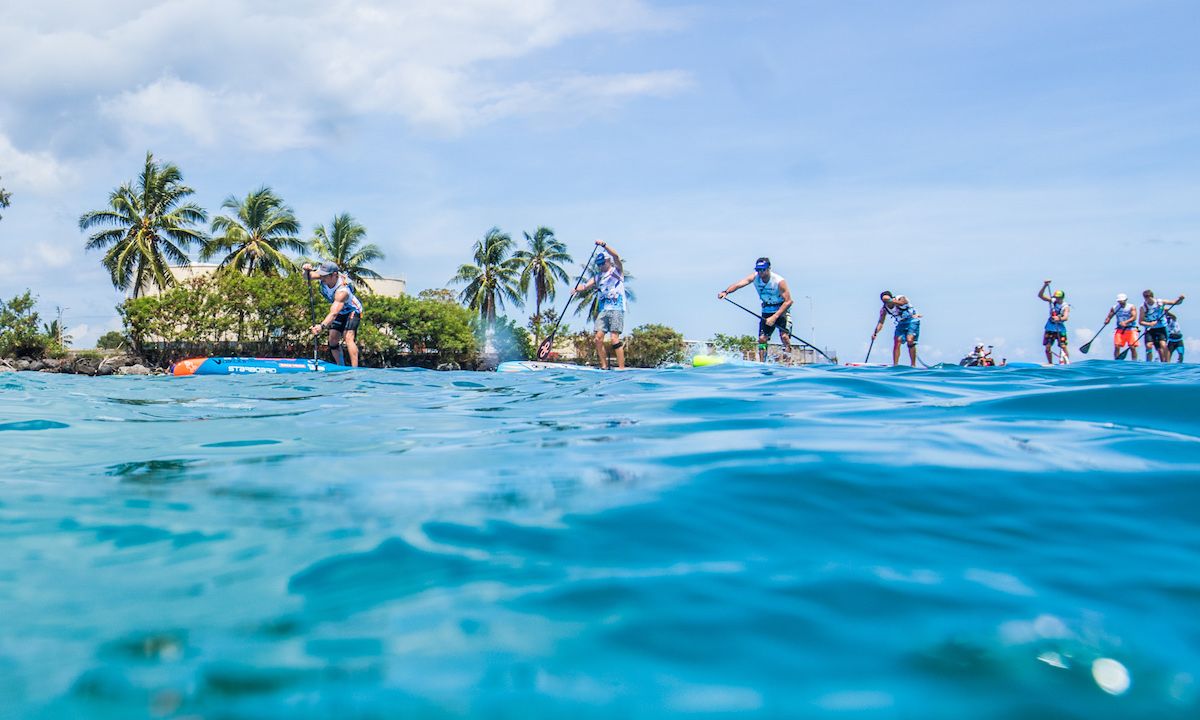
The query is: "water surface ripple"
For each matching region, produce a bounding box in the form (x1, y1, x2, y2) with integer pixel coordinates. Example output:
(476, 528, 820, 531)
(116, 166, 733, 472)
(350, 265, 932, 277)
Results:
(1, 362, 1198, 718)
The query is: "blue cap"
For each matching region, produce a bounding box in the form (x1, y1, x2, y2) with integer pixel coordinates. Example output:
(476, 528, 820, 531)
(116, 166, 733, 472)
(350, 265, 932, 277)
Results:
(594, 254, 608, 266)
(316, 261, 339, 276)
(754, 260, 770, 271)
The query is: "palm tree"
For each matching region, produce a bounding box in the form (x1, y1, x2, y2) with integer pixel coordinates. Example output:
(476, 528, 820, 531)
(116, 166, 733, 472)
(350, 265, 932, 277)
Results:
(513, 227, 571, 344)
(450, 227, 523, 323)
(310, 213, 385, 289)
(79, 152, 208, 296)
(202, 187, 305, 275)
(574, 265, 637, 321)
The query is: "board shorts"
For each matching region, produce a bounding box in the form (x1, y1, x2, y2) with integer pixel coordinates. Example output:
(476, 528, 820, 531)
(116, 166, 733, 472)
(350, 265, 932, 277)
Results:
(759, 310, 791, 340)
(895, 320, 920, 342)
(1168, 339, 1184, 358)
(330, 312, 361, 333)
(595, 308, 624, 334)
(1145, 327, 1168, 344)
(1043, 329, 1067, 346)
(1113, 328, 1137, 348)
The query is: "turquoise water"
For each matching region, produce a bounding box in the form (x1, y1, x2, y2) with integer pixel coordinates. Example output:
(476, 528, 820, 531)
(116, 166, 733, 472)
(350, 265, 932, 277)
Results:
(1, 363, 1198, 719)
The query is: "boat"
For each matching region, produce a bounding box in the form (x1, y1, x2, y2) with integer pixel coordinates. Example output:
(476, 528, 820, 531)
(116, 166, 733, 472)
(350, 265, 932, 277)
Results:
(170, 357, 350, 376)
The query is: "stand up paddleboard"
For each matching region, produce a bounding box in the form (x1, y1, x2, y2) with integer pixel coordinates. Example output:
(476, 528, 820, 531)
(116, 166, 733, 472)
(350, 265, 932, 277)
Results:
(170, 357, 350, 376)
(496, 361, 603, 372)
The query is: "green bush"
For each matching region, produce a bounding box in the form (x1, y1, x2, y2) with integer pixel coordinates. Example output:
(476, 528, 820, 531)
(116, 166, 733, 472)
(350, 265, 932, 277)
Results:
(96, 330, 129, 350)
(121, 273, 480, 367)
(625, 323, 685, 367)
(711, 332, 758, 357)
(0, 291, 53, 358)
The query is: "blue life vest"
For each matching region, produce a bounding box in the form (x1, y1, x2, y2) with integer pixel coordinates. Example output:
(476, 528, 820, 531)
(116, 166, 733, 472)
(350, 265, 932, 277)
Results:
(1167, 316, 1182, 341)
(754, 272, 787, 313)
(1112, 302, 1135, 329)
(595, 266, 625, 312)
(1143, 300, 1166, 329)
(1045, 301, 1068, 331)
(319, 274, 364, 316)
(886, 298, 918, 325)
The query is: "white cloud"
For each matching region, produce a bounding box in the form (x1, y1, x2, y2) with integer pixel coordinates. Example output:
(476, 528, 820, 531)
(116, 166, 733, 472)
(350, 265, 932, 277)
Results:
(1, 0, 689, 149)
(0, 132, 75, 192)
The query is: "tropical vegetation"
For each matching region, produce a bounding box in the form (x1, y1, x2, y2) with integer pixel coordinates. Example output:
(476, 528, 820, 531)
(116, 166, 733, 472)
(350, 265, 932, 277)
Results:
(0, 291, 68, 359)
(573, 267, 637, 320)
(202, 186, 305, 275)
(451, 227, 523, 323)
(624, 324, 686, 367)
(513, 227, 571, 344)
(79, 152, 208, 296)
(310, 213, 385, 288)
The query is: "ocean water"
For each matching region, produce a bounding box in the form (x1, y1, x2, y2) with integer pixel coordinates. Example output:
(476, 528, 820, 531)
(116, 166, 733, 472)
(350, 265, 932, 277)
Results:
(1, 362, 1198, 719)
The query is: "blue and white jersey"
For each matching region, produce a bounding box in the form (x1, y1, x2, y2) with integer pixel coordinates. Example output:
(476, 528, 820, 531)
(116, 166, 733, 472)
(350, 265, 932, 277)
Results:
(594, 266, 625, 312)
(1142, 300, 1167, 329)
(1045, 300, 1068, 332)
(1166, 315, 1182, 340)
(885, 297, 919, 325)
(754, 272, 787, 313)
(1112, 302, 1136, 329)
(319, 274, 364, 316)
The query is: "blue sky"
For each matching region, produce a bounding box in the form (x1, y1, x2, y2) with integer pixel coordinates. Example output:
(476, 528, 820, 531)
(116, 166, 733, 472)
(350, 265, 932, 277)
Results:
(1, 0, 1197, 361)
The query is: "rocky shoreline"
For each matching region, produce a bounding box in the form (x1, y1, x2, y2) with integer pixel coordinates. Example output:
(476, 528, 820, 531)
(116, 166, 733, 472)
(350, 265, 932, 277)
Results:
(0, 353, 159, 376)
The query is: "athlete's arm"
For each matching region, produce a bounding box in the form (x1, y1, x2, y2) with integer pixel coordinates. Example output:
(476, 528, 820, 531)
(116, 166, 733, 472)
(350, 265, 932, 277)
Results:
(574, 277, 596, 294)
(596, 240, 622, 272)
(1165, 294, 1186, 308)
(313, 290, 348, 334)
(1060, 304, 1070, 322)
(873, 306, 887, 338)
(1138, 305, 1151, 327)
(770, 279, 794, 323)
(1038, 281, 1051, 302)
(718, 273, 756, 299)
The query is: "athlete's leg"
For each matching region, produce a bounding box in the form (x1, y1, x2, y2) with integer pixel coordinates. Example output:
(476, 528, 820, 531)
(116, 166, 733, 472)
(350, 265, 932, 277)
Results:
(892, 336, 902, 366)
(328, 329, 345, 365)
(611, 332, 625, 369)
(1043, 334, 1054, 364)
(343, 329, 359, 367)
(1058, 336, 1070, 364)
(906, 335, 918, 367)
(593, 331, 608, 369)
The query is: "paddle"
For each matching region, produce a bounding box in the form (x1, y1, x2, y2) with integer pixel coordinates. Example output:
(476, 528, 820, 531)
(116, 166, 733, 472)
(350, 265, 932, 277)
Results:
(537, 244, 601, 360)
(304, 269, 319, 361)
(720, 296, 835, 363)
(1078, 318, 1110, 355)
(864, 333, 876, 364)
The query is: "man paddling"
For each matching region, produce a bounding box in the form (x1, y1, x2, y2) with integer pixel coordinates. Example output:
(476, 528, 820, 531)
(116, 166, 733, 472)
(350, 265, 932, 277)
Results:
(1139, 289, 1185, 362)
(573, 240, 626, 370)
(302, 261, 363, 367)
(1103, 293, 1138, 361)
(717, 257, 794, 362)
(1038, 281, 1070, 364)
(1166, 313, 1185, 363)
(872, 291, 920, 367)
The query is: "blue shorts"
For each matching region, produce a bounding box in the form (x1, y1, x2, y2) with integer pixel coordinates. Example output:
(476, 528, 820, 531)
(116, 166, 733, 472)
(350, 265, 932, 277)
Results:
(895, 320, 920, 342)
(595, 309, 624, 334)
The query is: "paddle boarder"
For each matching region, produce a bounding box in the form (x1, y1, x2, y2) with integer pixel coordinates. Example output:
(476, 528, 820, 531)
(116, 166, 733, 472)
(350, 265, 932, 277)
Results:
(717, 257, 794, 362)
(303, 261, 363, 367)
(1103, 293, 1139, 361)
(872, 291, 920, 367)
(1139, 289, 1185, 362)
(573, 240, 625, 370)
(1038, 281, 1070, 364)
(1166, 313, 1185, 363)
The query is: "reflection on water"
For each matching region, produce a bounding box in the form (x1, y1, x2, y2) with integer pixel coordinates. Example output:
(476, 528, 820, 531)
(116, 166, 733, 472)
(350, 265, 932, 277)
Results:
(1, 362, 1198, 718)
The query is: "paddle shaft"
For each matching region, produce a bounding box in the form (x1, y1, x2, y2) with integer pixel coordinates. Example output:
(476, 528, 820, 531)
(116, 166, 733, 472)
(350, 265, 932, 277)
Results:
(304, 270, 318, 361)
(1079, 318, 1110, 354)
(721, 296, 834, 363)
(1118, 330, 1147, 361)
(537, 244, 601, 360)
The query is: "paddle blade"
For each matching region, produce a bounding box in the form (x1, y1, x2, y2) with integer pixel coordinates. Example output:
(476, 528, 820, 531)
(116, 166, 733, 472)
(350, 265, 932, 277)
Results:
(537, 337, 554, 360)
(1080, 341, 1093, 354)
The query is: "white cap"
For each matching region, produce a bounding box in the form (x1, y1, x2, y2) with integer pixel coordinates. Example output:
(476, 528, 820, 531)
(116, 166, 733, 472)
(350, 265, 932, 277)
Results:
(1116, 293, 1127, 302)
